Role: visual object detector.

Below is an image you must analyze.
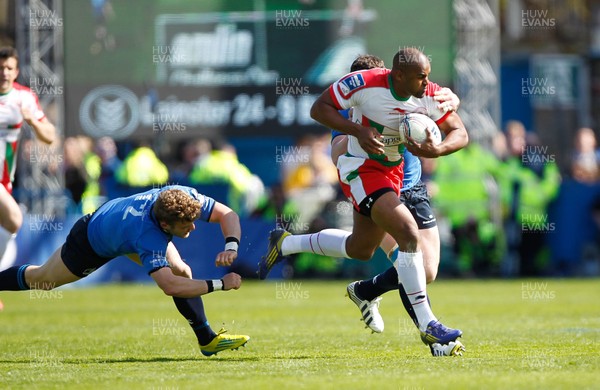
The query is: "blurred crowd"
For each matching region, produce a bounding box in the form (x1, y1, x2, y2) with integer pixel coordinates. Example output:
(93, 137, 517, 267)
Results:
(41, 120, 600, 279)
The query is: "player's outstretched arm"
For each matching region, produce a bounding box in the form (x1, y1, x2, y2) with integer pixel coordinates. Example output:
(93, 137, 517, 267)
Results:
(151, 268, 242, 297)
(209, 201, 241, 267)
(310, 89, 384, 155)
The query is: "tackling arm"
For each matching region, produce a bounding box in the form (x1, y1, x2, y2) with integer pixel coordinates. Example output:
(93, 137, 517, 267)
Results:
(209, 201, 241, 267)
(151, 268, 242, 298)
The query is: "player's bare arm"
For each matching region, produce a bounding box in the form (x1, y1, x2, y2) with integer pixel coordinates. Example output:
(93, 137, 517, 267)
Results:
(151, 267, 242, 297)
(311, 89, 384, 155)
(405, 112, 468, 158)
(165, 242, 192, 278)
(21, 108, 55, 144)
(209, 201, 241, 267)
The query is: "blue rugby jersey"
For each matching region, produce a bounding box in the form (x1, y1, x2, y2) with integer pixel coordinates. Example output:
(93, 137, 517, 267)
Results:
(87, 185, 215, 274)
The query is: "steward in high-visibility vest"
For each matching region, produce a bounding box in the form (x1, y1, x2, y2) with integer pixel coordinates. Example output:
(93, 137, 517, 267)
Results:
(115, 146, 168, 187)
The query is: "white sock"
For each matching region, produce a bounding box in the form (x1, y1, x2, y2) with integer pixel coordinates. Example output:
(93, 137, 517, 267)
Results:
(393, 250, 437, 331)
(281, 229, 350, 258)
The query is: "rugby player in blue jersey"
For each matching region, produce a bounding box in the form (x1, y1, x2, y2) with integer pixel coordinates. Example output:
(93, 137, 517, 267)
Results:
(0, 185, 249, 356)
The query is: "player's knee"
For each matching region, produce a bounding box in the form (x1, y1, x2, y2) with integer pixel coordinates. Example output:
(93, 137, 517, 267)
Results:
(346, 237, 378, 260)
(397, 234, 419, 253)
(349, 247, 376, 261)
(426, 271, 437, 284)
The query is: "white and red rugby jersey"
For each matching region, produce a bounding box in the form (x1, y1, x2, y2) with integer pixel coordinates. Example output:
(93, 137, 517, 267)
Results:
(0, 82, 46, 192)
(329, 68, 450, 166)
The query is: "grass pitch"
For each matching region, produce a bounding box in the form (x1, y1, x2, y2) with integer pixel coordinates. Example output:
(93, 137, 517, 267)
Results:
(1, 279, 599, 390)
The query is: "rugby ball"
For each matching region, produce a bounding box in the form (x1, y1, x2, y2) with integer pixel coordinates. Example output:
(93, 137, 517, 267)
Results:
(400, 113, 442, 145)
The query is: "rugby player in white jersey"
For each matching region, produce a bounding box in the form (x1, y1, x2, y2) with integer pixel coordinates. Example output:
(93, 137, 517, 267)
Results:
(260, 48, 469, 354)
(0, 46, 56, 272)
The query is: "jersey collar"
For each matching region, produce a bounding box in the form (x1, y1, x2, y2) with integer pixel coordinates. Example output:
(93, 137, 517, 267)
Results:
(388, 74, 410, 102)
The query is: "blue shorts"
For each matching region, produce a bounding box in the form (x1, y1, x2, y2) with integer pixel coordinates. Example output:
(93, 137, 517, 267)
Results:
(61, 213, 114, 277)
(400, 181, 437, 229)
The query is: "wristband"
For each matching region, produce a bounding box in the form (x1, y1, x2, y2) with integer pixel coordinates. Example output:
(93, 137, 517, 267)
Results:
(225, 236, 239, 252)
(205, 279, 225, 293)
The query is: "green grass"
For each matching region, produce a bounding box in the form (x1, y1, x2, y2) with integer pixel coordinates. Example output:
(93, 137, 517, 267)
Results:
(1, 279, 599, 389)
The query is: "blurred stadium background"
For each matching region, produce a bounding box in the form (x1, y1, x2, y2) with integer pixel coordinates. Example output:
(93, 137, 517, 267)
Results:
(0, 0, 599, 284)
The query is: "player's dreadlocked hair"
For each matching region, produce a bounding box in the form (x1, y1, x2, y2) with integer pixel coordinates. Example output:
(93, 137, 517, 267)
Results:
(153, 189, 201, 225)
(350, 54, 384, 72)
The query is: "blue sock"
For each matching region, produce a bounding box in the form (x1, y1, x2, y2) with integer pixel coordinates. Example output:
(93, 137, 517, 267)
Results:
(0, 265, 30, 291)
(398, 283, 418, 327)
(354, 266, 398, 300)
(172, 296, 216, 345)
(354, 266, 420, 327)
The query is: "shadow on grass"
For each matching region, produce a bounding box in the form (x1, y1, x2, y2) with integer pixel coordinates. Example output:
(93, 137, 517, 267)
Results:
(0, 355, 261, 364)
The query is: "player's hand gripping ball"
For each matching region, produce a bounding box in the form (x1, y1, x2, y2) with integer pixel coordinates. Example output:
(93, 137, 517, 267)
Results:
(400, 113, 442, 145)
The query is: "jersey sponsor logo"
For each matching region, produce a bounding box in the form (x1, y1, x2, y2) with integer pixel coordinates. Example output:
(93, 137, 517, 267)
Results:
(381, 135, 403, 146)
(337, 73, 365, 98)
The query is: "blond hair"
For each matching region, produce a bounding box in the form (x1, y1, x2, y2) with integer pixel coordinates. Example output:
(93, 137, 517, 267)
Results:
(153, 189, 201, 225)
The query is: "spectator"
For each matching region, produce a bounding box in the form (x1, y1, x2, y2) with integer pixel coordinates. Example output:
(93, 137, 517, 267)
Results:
(571, 127, 600, 184)
(170, 138, 211, 182)
(115, 142, 169, 187)
(281, 133, 338, 228)
(252, 183, 301, 232)
(80, 137, 122, 214)
(63, 136, 92, 206)
(432, 141, 505, 276)
(189, 140, 264, 217)
(500, 120, 561, 276)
